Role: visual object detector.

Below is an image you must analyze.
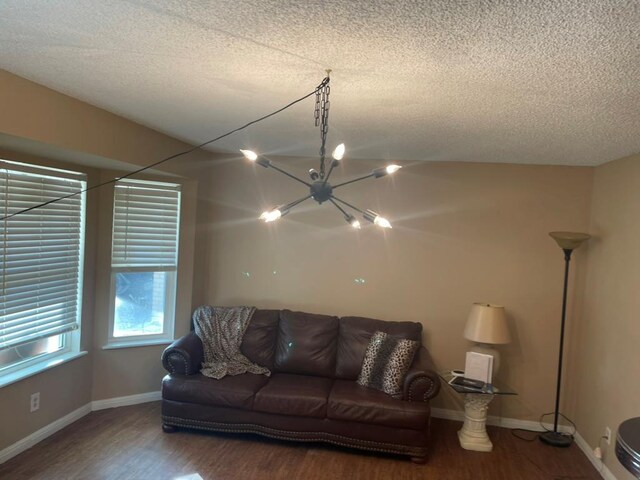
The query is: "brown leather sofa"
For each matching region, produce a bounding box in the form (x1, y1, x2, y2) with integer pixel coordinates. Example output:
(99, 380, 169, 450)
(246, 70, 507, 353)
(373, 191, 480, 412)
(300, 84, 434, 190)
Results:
(161, 309, 440, 462)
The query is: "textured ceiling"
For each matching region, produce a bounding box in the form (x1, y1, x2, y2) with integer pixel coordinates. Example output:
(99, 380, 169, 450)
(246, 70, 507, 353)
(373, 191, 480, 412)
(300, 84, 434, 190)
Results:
(1, 0, 639, 166)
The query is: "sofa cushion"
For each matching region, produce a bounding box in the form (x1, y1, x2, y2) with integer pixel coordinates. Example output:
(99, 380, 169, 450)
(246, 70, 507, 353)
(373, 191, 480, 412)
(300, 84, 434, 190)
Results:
(328, 380, 430, 430)
(241, 309, 280, 369)
(274, 310, 339, 377)
(162, 373, 269, 410)
(253, 373, 333, 418)
(335, 316, 422, 380)
(357, 331, 419, 398)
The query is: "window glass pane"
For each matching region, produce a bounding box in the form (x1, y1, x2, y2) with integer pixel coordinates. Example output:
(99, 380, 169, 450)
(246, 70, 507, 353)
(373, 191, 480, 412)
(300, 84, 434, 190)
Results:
(113, 271, 168, 337)
(0, 334, 65, 371)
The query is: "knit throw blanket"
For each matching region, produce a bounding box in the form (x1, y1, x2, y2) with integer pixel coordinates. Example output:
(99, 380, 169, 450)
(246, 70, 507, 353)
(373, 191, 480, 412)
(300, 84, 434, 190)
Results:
(193, 305, 271, 380)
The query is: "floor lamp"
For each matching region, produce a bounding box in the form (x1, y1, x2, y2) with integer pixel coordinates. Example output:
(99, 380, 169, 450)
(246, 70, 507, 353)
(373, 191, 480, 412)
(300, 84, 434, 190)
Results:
(541, 231, 591, 447)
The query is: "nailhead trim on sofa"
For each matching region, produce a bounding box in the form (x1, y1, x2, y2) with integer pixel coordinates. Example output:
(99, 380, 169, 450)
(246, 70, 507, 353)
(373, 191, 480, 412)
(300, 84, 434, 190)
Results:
(164, 352, 190, 375)
(408, 377, 437, 403)
(161, 415, 427, 458)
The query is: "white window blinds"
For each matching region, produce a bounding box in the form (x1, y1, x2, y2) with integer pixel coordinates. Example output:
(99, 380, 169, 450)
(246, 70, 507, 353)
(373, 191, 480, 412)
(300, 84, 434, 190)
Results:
(0, 162, 86, 351)
(111, 180, 180, 268)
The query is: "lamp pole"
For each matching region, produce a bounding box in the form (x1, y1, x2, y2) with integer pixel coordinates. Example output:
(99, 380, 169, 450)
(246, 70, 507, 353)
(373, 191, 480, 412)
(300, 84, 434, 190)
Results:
(553, 249, 571, 435)
(542, 232, 590, 447)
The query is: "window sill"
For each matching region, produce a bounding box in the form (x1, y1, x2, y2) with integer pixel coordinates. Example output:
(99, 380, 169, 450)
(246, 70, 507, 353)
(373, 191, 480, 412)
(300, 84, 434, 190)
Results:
(102, 339, 174, 350)
(0, 350, 88, 389)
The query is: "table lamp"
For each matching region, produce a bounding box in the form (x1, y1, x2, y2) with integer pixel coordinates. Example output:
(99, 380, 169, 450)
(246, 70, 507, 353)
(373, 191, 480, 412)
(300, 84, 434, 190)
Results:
(463, 303, 511, 379)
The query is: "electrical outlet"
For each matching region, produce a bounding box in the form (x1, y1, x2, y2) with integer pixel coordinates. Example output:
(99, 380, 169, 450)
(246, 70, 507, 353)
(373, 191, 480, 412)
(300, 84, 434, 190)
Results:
(604, 427, 612, 445)
(30, 392, 40, 412)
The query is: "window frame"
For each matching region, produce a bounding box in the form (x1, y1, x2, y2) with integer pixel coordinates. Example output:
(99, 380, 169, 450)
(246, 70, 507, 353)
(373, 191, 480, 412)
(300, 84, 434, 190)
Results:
(0, 159, 85, 386)
(105, 179, 181, 348)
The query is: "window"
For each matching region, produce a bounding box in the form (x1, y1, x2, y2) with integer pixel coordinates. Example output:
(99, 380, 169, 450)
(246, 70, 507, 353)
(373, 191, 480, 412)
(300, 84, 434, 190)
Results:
(108, 179, 181, 346)
(0, 160, 85, 383)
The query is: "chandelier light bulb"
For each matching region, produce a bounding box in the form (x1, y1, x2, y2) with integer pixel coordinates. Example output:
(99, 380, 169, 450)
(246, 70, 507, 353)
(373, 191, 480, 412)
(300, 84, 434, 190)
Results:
(332, 143, 346, 161)
(374, 216, 392, 228)
(345, 214, 361, 229)
(372, 164, 402, 178)
(259, 209, 282, 222)
(363, 209, 392, 229)
(240, 149, 258, 161)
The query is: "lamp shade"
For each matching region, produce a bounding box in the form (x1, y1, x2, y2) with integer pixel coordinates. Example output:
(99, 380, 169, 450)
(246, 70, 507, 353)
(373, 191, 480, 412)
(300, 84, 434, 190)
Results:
(549, 232, 591, 250)
(464, 303, 511, 345)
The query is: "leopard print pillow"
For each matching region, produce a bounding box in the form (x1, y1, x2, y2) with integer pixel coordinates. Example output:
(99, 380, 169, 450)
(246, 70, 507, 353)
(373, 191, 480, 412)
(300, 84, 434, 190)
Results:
(357, 331, 419, 398)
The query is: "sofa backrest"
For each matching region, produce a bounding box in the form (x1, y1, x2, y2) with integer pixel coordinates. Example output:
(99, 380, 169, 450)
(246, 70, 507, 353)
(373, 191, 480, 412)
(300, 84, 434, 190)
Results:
(240, 309, 422, 380)
(274, 310, 339, 377)
(335, 316, 423, 380)
(240, 309, 280, 370)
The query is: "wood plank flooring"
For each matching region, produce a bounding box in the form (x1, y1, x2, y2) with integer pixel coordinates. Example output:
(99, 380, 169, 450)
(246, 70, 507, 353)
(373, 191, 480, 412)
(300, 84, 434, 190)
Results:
(0, 402, 602, 480)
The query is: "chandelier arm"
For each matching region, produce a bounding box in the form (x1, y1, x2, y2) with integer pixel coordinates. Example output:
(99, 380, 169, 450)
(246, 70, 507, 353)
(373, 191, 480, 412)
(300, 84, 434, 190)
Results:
(284, 194, 313, 210)
(330, 195, 367, 215)
(268, 163, 312, 187)
(322, 162, 338, 186)
(328, 198, 350, 217)
(331, 173, 376, 190)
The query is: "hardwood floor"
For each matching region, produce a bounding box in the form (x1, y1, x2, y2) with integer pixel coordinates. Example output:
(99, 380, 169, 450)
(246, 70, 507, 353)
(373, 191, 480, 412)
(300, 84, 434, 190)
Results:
(0, 402, 601, 480)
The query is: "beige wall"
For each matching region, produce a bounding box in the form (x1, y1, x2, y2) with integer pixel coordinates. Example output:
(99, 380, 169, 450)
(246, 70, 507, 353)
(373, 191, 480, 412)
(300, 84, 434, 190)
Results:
(195, 157, 594, 420)
(0, 69, 209, 176)
(570, 154, 640, 480)
(0, 356, 93, 449)
(0, 70, 207, 452)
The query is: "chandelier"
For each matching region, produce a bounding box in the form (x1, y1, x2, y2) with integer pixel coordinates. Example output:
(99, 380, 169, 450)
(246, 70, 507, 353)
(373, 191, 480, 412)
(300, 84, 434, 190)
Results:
(240, 71, 401, 229)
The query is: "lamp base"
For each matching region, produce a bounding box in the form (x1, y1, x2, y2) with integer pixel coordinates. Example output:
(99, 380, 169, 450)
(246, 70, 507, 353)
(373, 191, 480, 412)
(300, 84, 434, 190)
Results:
(539, 431, 573, 447)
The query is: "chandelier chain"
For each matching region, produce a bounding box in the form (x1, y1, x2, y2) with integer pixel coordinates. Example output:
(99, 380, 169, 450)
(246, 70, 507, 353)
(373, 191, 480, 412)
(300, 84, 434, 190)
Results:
(314, 88, 321, 127)
(318, 80, 331, 178)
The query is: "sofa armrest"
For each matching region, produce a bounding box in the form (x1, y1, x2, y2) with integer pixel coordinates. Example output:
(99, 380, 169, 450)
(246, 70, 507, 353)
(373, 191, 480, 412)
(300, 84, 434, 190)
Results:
(161, 332, 203, 375)
(403, 346, 441, 402)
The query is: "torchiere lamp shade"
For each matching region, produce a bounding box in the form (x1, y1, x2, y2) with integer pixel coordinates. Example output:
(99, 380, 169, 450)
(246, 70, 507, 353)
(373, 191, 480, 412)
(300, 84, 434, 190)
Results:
(464, 303, 511, 345)
(549, 232, 591, 250)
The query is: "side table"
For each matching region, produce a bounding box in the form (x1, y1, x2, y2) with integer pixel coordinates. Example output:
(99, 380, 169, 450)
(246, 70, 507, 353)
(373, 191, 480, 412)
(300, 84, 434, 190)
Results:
(439, 371, 517, 452)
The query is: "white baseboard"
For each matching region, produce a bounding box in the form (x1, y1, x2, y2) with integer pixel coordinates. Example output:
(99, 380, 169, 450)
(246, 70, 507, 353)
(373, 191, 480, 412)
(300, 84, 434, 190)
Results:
(0, 403, 92, 464)
(0, 391, 161, 465)
(431, 406, 570, 432)
(432, 407, 618, 480)
(574, 431, 618, 480)
(91, 391, 161, 411)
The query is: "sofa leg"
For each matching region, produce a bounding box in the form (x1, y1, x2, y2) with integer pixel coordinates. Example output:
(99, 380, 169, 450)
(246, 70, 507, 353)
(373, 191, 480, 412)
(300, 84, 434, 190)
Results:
(411, 456, 427, 464)
(162, 423, 177, 433)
